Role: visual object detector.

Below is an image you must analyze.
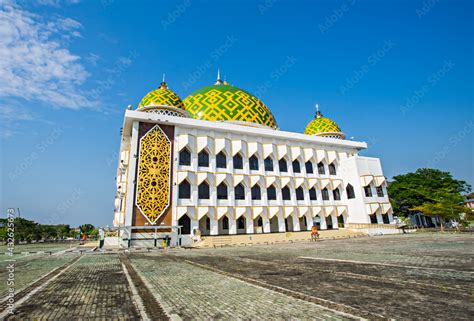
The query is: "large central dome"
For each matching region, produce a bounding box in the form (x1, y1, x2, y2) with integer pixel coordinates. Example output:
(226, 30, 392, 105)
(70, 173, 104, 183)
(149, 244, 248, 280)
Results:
(183, 82, 278, 129)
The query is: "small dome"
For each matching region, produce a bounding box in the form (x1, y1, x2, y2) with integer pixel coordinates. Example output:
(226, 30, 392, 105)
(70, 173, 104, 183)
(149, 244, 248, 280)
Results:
(138, 82, 184, 109)
(183, 83, 278, 129)
(305, 110, 345, 139)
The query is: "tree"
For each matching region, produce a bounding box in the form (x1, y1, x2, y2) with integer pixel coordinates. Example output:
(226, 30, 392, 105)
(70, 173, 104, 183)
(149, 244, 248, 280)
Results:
(388, 168, 471, 218)
(79, 224, 95, 236)
(412, 188, 470, 231)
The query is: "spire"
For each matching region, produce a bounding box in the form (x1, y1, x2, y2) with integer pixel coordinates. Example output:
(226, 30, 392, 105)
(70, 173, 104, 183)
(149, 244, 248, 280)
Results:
(215, 67, 223, 85)
(315, 103, 322, 118)
(160, 73, 168, 89)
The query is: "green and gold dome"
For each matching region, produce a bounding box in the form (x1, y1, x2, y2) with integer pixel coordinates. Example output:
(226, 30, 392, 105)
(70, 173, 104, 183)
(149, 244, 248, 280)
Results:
(183, 77, 278, 129)
(305, 108, 345, 139)
(138, 81, 185, 110)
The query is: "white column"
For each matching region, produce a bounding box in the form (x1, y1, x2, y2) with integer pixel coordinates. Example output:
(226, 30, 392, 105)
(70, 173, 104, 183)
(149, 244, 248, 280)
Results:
(331, 215, 338, 228)
(125, 121, 139, 227)
(263, 216, 270, 233)
(229, 218, 237, 234)
(210, 218, 218, 235)
(306, 213, 314, 230)
(190, 219, 199, 235)
(246, 214, 254, 234)
(292, 215, 301, 232)
(278, 214, 286, 232)
(320, 215, 327, 229)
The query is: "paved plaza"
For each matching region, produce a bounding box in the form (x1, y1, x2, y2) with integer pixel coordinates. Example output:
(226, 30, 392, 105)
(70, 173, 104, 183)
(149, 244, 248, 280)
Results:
(1, 233, 473, 320)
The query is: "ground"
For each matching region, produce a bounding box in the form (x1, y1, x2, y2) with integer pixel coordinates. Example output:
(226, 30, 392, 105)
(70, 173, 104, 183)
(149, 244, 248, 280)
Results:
(0, 233, 473, 320)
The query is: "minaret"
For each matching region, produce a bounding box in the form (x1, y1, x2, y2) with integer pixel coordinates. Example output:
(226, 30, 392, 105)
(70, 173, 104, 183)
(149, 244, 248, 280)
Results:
(315, 104, 322, 118)
(160, 73, 168, 89)
(215, 67, 223, 85)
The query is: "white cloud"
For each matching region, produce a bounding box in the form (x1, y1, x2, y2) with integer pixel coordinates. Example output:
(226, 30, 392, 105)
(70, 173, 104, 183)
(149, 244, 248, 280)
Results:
(0, 2, 97, 109)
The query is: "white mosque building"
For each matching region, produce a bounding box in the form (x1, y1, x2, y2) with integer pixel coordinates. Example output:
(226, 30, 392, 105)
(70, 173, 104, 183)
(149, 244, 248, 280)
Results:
(113, 73, 393, 246)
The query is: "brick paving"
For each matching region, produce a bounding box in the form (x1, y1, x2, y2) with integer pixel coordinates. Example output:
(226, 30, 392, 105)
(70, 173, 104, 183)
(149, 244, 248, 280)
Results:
(5, 254, 141, 320)
(130, 253, 354, 320)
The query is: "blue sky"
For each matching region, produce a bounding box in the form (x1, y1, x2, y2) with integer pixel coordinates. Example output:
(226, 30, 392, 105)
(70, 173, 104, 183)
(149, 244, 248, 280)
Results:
(0, 0, 472, 227)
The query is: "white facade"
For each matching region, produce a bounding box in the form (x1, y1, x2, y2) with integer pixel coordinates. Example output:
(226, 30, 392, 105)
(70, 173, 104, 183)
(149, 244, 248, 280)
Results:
(113, 110, 393, 245)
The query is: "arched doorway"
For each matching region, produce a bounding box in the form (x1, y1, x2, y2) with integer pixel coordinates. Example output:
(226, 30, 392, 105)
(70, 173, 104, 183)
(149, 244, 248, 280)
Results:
(237, 216, 246, 234)
(337, 215, 345, 228)
(285, 216, 294, 232)
(299, 216, 308, 231)
(313, 216, 321, 229)
(253, 216, 263, 233)
(325, 216, 333, 230)
(198, 216, 211, 236)
(269, 216, 279, 232)
(178, 215, 191, 235)
(218, 216, 230, 235)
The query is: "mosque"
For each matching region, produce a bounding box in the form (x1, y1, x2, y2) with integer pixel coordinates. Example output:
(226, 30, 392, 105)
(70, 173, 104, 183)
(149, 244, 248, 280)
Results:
(113, 71, 393, 246)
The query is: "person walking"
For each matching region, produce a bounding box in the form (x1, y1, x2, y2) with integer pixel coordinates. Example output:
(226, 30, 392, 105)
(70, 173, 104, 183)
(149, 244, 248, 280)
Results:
(311, 225, 319, 242)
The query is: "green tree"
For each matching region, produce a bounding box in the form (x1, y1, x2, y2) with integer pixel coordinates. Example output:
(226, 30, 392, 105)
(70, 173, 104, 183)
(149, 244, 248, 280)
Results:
(388, 168, 471, 217)
(79, 224, 95, 236)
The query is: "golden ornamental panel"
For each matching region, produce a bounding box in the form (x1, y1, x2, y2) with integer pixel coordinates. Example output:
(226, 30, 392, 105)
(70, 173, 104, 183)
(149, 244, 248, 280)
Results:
(135, 125, 171, 223)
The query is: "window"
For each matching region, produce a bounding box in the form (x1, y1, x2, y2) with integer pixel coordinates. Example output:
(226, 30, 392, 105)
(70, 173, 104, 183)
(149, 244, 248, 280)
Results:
(382, 214, 389, 224)
(322, 188, 330, 200)
(333, 188, 341, 200)
(179, 149, 191, 166)
(178, 181, 191, 199)
(317, 162, 325, 175)
(251, 185, 261, 200)
(216, 152, 226, 169)
(237, 216, 246, 229)
(369, 214, 378, 224)
(329, 163, 337, 175)
(296, 187, 304, 200)
(267, 185, 277, 200)
(233, 154, 243, 169)
(282, 186, 291, 200)
(305, 161, 313, 174)
(279, 159, 288, 172)
(264, 157, 273, 171)
(376, 186, 384, 197)
(292, 160, 301, 173)
(198, 181, 210, 199)
(235, 183, 245, 200)
(309, 187, 317, 200)
(249, 155, 259, 171)
(222, 216, 229, 230)
(198, 150, 209, 167)
(346, 184, 355, 199)
(217, 183, 228, 200)
(364, 186, 373, 197)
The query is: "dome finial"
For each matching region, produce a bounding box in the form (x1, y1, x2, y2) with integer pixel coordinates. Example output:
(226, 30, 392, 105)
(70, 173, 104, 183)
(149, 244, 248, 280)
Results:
(160, 73, 168, 89)
(215, 67, 223, 85)
(315, 103, 322, 118)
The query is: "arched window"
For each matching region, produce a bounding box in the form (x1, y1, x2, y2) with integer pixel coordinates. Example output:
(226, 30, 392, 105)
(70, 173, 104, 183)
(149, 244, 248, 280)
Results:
(296, 187, 304, 200)
(222, 216, 229, 230)
(216, 151, 226, 169)
(198, 150, 209, 167)
(376, 186, 384, 197)
(282, 186, 291, 200)
(237, 216, 246, 229)
(279, 158, 288, 172)
(292, 160, 301, 173)
(178, 180, 191, 199)
(333, 188, 341, 200)
(264, 157, 273, 171)
(322, 188, 330, 200)
(329, 163, 337, 175)
(235, 183, 245, 200)
(233, 153, 243, 170)
(251, 184, 261, 200)
(364, 186, 373, 197)
(309, 187, 317, 200)
(317, 162, 325, 175)
(217, 182, 228, 200)
(249, 155, 259, 171)
(267, 185, 277, 200)
(346, 184, 355, 199)
(257, 216, 263, 227)
(305, 161, 313, 174)
(382, 214, 389, 224)
(178, 215, 191, 235)
(179, 148, 191, 166)
(198, 181, 210, 199)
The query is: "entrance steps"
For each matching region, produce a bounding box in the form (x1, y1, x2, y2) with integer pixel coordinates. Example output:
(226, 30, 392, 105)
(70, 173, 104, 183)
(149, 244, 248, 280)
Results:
(195, 229, 367, 248)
